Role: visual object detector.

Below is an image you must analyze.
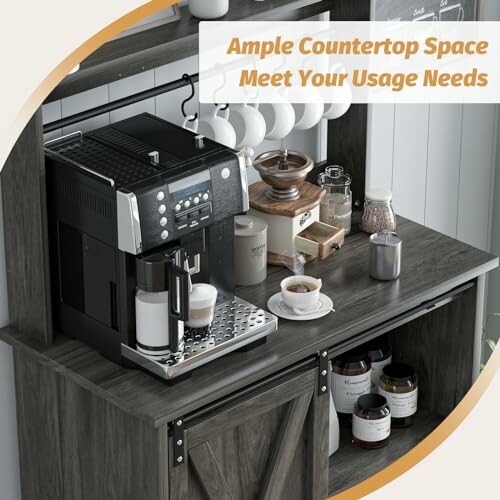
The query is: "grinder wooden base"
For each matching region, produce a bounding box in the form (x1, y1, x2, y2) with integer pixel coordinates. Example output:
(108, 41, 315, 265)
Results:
(249, 181, 345, 268)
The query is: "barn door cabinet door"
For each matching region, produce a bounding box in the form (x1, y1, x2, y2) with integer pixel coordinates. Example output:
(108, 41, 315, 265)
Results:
(169, 368, 329, 500)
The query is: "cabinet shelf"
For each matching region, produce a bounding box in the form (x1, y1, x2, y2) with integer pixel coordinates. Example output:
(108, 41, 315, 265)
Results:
(46, 0, 329, 102)
(328, 410, 443, 496)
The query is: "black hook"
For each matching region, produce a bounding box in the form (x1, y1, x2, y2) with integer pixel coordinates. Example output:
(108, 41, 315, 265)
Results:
(181, 74, 198, 121)
(215, 103, 230, 110)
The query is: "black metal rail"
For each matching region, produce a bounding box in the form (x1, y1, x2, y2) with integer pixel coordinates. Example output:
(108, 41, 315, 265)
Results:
(43, 73, 200, 133)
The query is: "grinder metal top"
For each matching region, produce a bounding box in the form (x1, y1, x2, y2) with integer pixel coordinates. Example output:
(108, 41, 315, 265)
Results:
(253, 149, 314, 201)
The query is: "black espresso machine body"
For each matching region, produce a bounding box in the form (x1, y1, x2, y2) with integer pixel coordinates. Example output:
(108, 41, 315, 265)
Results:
(45, 114, 276, 379)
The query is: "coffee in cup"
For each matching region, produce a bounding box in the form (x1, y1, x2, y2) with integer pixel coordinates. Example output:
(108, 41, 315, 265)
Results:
(186, 283, 218, 328)
(280, 275, 322, 313)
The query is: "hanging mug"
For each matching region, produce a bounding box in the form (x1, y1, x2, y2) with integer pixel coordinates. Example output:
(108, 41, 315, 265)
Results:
(228, 104, 267, 149)
(258, 103, 296, 141)
(198, 105, 237, 148)
(182, 114, 199, 133)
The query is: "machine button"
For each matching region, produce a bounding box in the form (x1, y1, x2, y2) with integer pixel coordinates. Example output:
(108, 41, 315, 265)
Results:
(176, 214, 189, 223)
(189, 210, 200, 219)
(175, 204, 181, 212)
(158, 204, 166, 214)
(184, 200, 191, 209)
(200, 206, 211, 215)
(221, 167, 231, 180)
(161, 230, 169, 240)
(160, 217, 167, 227)
(194, 196, 200, 205)
(157, 191, 165, 202)
(202, 193, 209, 201)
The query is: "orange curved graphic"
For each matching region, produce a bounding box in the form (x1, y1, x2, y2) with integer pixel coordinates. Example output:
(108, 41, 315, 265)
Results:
(7, 0, 178, 165)
(331, 345, 500, 499)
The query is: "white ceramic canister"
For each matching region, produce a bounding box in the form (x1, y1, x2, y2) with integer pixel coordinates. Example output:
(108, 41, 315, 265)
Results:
(189, 0, 229, 19)
(234, 215, 268, 286)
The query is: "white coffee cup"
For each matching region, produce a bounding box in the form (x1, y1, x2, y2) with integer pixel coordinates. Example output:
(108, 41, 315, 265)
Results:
(292, 103, 324, 130)
(189, 0, 229, 19)
(258, 103, 296, 141)
(228, 104, 266, 149)
(186, 283, 218, 328)
(198, 105, 237, 148)
(323, 73, 353, 120)
(182, 114, 199, 133)
(280, 275, 322, 313)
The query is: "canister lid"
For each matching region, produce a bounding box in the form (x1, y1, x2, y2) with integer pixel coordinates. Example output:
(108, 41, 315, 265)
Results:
(356, 394, 389, 412)
(366, 188, 392, 202)
(370, 232, 401, 247)
(235, 215, 268, 237)
(382, 363, 416, 381)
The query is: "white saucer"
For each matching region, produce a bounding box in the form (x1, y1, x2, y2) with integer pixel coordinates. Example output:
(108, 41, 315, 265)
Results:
(267, 292, 334, 321)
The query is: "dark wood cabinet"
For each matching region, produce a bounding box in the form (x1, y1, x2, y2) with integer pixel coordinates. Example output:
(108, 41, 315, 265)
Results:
(169, 368, 328, 500)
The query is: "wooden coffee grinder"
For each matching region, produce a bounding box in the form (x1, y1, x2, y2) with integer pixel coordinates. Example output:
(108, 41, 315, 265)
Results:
(248, 149, 345, 268)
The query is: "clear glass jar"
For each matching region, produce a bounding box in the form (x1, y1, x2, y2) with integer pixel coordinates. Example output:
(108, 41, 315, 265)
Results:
(352, 394, 391, 449)
(361, 188, 396, 234)
(331, 349, 371, 416)
(378, 363, 418, 428)
(317, 166, 352, 235)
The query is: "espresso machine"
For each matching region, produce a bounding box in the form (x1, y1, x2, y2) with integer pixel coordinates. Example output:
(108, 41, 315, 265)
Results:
(44, 113, 277, 380)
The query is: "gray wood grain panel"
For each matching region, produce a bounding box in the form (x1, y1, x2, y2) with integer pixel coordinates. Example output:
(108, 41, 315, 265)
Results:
(46, 0, 329, 102)
(391, 285, 477, 416)
(189, 442, 235, 500)
(260, 392, 313, 500)
(13, 351, 64, 500)
(188, 370, 315, 448)
(174, 368, 320, 500)
(306, 377, 329, 500)
(57, 375, 161, 500)
(1, 110, 52, 343)
(1, 218, 496, 426)
(329, 410, 442, 495)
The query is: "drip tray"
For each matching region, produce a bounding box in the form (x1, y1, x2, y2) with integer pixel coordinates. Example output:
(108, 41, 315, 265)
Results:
(121, 297, 278, 380)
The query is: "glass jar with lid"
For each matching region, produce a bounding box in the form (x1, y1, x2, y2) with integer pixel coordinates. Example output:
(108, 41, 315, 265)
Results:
(331, 348, 371, 416)
(317, 166, 352, 235)
(352, 394, 391, 449)
(378, 363, 418, 428)
(360, 188, 396, 234)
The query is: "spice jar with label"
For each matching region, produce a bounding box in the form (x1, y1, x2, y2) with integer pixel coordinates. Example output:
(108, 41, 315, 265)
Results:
(332, 349, 371, 415)
(317, 166, 352, 235)
(378, 363, 418, 428)
(352, 394, 391, 449)
(366, 341, 392, 392)
(361, 188, 396, 234)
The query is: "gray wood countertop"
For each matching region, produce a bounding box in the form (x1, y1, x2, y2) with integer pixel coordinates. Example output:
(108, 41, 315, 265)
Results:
(1, 217, 497, 426)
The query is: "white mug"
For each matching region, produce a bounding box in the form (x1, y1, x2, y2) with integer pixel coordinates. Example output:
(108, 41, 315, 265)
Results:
(292, 102, 324, 130)
(228, 104, 266, 149)
(280, 275, 322, 313)
(323, 68, 353, 120)
(258, 103, 295, 141)
(189, 0, 229, 19)
(182, 114, 199, 132)
(198, 105, 237, 148)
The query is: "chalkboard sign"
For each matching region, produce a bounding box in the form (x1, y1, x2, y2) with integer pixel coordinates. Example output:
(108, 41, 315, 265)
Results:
(374, 0, 477, 21)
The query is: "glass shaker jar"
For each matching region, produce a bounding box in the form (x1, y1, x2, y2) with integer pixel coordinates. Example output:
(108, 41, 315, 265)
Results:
(317, 166, 352, 235)
(360, 188, 396, 234)
(378, 363, 418, 428)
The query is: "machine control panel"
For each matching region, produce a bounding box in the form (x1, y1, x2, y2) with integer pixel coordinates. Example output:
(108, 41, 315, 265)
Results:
(169, 171, 214, 234)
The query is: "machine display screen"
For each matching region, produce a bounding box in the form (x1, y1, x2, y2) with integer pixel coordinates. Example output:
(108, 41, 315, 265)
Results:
(169, 171, 211, 196)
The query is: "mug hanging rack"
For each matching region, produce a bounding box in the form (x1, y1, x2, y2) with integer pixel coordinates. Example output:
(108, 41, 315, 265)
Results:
(44, 72, 200, 133)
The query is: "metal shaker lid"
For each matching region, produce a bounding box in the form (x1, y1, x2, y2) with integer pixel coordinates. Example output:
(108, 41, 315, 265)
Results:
(235, 215, 268, 238)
